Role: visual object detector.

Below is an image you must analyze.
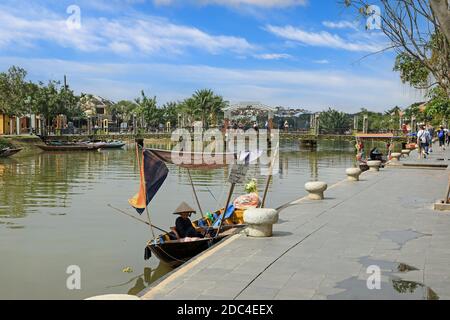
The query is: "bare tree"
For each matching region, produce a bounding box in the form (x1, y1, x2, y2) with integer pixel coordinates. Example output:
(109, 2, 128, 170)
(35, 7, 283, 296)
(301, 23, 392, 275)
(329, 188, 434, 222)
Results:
(344, 0, 450, 96)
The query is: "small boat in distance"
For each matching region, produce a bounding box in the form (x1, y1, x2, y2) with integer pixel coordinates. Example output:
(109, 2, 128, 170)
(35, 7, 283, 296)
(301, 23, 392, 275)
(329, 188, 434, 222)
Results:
(148, 148, 237, 170)
(36, 142, 104, 151)
(0, 148, 23, 158)
(99, 140, 126, 149)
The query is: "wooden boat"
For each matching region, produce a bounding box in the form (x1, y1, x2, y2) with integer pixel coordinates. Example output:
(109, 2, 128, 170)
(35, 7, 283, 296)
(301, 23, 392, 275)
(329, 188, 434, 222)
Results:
(146, 208, 246, 268)
(148, 148, 237, 170)
(100, 141, 126, 149)
(0, 148, 22, 158)
(36, 143, 103, 151)
(147, 228, 240, 268)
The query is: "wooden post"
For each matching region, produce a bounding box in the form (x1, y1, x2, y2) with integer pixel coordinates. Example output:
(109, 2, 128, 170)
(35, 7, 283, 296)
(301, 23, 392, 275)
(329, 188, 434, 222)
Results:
(261, 143, 280, 208)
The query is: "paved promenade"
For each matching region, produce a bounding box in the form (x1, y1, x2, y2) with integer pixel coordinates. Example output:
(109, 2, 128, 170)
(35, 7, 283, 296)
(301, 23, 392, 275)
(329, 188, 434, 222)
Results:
(140, 148, 450, 300)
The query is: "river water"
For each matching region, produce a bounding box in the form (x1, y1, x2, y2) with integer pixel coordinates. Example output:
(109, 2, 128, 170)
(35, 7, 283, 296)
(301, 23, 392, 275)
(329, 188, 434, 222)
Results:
(0, 140, 356, 299)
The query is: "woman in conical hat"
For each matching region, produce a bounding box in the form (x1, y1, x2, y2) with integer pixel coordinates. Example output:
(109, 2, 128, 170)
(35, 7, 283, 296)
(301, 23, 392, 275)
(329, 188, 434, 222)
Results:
(173, 202, 196, 215)
(173, 202, 204, 239)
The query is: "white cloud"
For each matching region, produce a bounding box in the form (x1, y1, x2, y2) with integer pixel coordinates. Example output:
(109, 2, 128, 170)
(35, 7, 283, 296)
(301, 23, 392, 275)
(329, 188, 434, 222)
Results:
(0, 57, 421, 112)
(265, 25, 386, 52)
(313, 59, 329, 64)
(322, 20, 359, 30)
(154, 0, 307, 7)
(0, 7, 254, 55)
(254, 53, 292, 60)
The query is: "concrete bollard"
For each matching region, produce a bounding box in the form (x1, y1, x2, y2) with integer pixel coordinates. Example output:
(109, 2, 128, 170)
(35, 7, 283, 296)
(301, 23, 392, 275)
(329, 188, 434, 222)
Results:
(390, 152, 402, 162)
(243, 208, 279, 237)
(401, 149, 411, 157)
(305, 181, 328, 200)
(346, 168, 362, 181)
(367, 160, 382, 172)
(85, 294, 141, 300)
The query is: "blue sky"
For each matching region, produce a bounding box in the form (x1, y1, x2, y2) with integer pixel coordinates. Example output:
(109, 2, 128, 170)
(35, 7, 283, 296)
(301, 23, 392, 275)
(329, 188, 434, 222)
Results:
(0, 0, 424, 112)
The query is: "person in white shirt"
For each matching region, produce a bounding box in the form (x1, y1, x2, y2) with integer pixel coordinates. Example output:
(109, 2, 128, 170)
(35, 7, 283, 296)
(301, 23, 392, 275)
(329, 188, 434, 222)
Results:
(417, 125, 430, 159)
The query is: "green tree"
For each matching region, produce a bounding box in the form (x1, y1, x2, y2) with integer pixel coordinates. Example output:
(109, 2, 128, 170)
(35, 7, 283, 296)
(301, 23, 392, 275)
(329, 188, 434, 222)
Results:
(110, 100, 138, 124)
(425, 87, 450, 125)
(0, 66, 29, 118)
(161, 101, 180, 128)
(31, 80, 81, 135)
(319, 108, 351, 134)
(134, 91, 160, 130)
(191, 89, 228, 128)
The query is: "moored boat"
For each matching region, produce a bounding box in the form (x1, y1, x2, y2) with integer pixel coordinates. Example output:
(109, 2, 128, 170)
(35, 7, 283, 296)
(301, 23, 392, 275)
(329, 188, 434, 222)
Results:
(148, 148, 237, 170)
(145, 205, 245, 267)
(36, 143, 103, 151)
(100, 141, 126, 149)
(0, 148, 23, 158)
(147, 226, 241, 268)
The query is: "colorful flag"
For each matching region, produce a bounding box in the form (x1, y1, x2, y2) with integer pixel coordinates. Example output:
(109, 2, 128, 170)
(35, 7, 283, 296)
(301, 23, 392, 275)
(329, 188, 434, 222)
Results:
(129, 150, 169, 214)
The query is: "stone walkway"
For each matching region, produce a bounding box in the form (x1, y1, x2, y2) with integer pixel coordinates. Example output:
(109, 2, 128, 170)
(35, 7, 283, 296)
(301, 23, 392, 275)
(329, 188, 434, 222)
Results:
(140, 151, 450, 300)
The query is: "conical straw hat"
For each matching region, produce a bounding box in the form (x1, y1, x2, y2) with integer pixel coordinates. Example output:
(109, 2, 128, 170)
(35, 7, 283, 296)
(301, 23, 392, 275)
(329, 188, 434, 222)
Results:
(172, 201, 196, 215)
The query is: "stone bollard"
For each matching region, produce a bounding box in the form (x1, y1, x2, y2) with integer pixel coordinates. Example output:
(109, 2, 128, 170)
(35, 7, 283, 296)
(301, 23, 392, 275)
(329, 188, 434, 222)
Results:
(346, 168, 362, 181)
(401, 149, 411, 157)
(85, 294, 141, 300)
(367, 160, 382, 172)
(305, 181, 328, 200)
(390, 152, 402, 162)
(243, 208, 279, 237)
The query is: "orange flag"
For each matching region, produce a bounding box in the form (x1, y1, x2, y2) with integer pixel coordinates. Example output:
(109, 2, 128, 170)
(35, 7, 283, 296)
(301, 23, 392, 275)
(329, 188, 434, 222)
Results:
(128, 151, 147, 210)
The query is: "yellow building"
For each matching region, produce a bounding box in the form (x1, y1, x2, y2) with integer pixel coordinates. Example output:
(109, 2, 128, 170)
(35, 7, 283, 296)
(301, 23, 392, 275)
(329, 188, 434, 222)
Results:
(0, 113, 11, 135)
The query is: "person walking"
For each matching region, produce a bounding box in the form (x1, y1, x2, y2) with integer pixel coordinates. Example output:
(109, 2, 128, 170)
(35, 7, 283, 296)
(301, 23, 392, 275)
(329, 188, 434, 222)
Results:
(417, 125, 430, 159)
(427, 125, 434, 153)
(438, 126, 446, 151)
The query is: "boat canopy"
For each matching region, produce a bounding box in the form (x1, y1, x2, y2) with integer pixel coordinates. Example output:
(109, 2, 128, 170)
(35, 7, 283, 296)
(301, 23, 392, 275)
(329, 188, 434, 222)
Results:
(355, 133, 395, 139)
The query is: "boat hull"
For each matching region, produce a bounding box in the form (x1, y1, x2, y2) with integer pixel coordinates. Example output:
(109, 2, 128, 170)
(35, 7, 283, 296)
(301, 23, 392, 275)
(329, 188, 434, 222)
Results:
(0, 148, 22, 158)
(36, 144, 102, 151)
(100, 143, 126, 149)
(148, 148, 236, 170)
(146, 207, 245, 267)
(148, 230, 237, 268)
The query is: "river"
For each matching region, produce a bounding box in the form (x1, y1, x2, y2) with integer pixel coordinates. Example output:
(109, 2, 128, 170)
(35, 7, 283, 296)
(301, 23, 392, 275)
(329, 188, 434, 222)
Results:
(0, 140, 356, 299)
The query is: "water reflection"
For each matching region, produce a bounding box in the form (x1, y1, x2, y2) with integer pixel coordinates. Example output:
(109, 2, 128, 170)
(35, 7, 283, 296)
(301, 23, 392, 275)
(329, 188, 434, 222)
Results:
(106, 262, 172, 295)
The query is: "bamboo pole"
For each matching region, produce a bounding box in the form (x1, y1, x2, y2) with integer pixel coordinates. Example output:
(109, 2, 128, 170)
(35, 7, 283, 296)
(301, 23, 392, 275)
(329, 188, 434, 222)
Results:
(108, 204, 169, 234)
(215, 182, 235, 238)
(187, 168, 204, 218)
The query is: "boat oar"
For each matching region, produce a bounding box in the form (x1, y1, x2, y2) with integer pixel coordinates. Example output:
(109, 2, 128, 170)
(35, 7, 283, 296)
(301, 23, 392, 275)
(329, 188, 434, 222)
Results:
(108, 204, 170, 234)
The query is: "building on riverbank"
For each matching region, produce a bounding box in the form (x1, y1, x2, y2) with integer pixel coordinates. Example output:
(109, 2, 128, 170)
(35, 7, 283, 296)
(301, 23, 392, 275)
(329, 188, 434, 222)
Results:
(0, 113, 41, 135)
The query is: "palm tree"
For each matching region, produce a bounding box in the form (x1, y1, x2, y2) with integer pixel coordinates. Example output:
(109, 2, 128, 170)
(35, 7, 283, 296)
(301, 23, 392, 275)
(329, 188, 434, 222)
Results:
(319, 108, 351, 134)
(191, 89, 227, 128)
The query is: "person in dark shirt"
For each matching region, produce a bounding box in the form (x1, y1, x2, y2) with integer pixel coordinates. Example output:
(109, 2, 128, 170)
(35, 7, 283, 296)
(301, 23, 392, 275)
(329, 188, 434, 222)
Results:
(173, 202, 204, 239)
